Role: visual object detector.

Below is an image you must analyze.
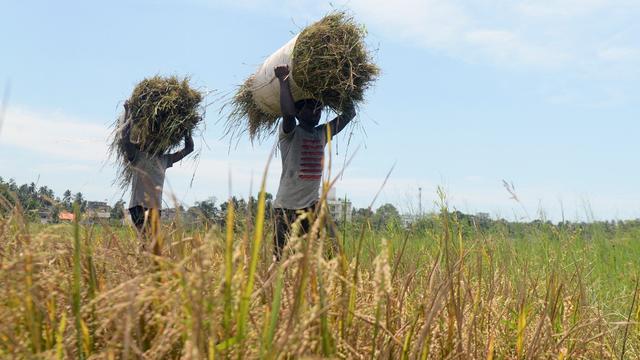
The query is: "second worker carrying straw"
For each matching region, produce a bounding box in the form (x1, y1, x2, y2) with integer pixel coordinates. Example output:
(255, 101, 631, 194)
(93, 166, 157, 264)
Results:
(110, 76, 204, 237)
(120, 100, 194, 234)
(272, 64, 356, 261)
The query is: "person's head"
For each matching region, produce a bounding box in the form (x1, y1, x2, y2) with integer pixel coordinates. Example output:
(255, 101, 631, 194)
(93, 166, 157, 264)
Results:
(294, 99, 322, 127)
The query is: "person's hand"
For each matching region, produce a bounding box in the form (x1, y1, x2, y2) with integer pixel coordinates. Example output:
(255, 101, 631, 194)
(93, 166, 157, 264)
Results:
(342, 99, 356, 118)
(185, 133, 194, 147)
(274, 64, 290, 81)
(343, 99, 355, 111)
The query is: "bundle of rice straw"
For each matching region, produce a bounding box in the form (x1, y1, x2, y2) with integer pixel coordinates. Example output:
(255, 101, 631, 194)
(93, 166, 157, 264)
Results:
(226, 11, 379, 141)
(109, 75, 203, 189)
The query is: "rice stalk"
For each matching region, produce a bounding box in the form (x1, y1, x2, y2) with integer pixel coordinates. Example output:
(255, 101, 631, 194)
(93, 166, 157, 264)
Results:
(223, 198, 235, 341)
(55, 314, 66, 360)
(72, 205, 85, 360)
(0, 182, 638, 359)
(235, 151, 271, 348)
(260, 267, 284, 358)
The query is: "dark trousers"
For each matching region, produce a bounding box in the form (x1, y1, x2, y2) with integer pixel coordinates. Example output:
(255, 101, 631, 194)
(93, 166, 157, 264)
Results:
(274, 204, 315, 261)
(129, 206, 161, 231)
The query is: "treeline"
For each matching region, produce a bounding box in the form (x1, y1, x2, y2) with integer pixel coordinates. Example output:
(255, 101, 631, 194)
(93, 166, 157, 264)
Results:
(0, 178, 404, 229)
(0, 177, 88, 220)
(0, 177, 130, 222)
(404, 209, 640, 241)
(2, 177, 639, 235)
(186, 196, 404, 230)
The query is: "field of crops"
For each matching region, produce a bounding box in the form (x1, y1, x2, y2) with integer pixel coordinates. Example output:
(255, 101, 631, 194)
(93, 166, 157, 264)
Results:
(2, 191, 640, 359)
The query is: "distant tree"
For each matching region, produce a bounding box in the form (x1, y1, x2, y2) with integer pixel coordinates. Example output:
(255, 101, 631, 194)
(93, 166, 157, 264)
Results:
(62, 190, 72, 211)
(194, 197, 218, 223)
(351, 207, 374, 224)
(246, 193, 273, 222)
(17, 183, 38, 213)
(37, 186, 55, 207)
(260, 192, 274, 221)
(236, 197, 247, 218)
(73, 192, 87, 212)
(51, 206, 61, 224)
(110, 200, 126, 220)
(28, 182, 37, 197)
(373, 203, 401, 230)
(219, 196, 256, 229)
(8, 179, 18, 193)
(0, 179, 58, 217)
(0, 180, 11, 215)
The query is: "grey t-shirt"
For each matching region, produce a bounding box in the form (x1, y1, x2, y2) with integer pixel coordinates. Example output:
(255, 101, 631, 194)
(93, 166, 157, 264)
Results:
(128, 150, 172, 209)
(273, 124, 327, 210)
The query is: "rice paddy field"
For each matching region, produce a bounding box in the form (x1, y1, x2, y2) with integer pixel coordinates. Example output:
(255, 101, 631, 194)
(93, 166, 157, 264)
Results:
(2, 191, 640, 359)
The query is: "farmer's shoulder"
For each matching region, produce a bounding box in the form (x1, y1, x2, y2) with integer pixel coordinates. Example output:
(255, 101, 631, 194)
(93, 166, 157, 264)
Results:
(279, 122, 299, 141)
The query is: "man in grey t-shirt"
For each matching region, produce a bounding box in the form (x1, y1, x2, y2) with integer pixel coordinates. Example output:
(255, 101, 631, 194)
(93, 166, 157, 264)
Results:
(120, 101, 194, 232)
(272, 64, 356, 260)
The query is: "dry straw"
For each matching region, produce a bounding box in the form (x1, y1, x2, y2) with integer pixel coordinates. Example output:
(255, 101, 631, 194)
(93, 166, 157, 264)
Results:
(227, 75, 280, 141)
(226, 11, 379, 141)
(0, 188, 632, 359)
(109, 76, 204, 189)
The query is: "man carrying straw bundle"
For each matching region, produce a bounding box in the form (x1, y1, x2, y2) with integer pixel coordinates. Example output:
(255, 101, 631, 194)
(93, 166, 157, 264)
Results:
(224, 12, 378, 259)
(119, 100, 194, 233)
(111, 76, 203, 238)
(272, 64, 355, 261)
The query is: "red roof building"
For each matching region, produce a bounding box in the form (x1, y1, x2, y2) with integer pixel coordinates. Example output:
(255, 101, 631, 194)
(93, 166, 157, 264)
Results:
(58, 211, 75, 222)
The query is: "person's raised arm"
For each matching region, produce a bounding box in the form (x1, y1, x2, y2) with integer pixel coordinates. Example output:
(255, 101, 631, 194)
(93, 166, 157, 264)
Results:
(168, 132, 194, 165)
(275, 64, 296, 134)
(121, 101, 138, 162)
(323, 100, 356, 138)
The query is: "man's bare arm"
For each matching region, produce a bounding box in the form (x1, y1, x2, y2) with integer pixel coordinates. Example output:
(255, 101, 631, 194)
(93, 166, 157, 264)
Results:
(275, 64, 297, 134)
(169, 133, 194, 165)
(323, 100, 356, 137)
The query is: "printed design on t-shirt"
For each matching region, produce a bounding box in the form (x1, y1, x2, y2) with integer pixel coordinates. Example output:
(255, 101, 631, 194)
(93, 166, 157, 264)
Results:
(299, 137, 323, 180)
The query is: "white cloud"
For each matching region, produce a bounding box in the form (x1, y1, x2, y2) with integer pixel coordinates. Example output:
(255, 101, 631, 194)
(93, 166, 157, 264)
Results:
(198, 0, 331, 21)
(464, 29, 571, 67)
(345, 0, 568, 68)
(347, 0, 470, 48)
(0, 106, 110, 161)
(203, 0, 640, 84)
(598, 46, 640, 62)
(323, 0, 639, 71)
(516, 0, 614, 18)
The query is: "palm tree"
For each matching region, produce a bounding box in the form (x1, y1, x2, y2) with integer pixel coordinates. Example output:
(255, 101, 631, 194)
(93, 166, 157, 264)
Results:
(73, 192, 87, 213)
(38, 186, 55, 206)
(63, 190, 72, 211)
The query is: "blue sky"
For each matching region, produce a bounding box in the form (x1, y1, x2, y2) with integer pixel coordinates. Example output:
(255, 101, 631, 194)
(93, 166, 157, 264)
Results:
(1, 0, 639, 221)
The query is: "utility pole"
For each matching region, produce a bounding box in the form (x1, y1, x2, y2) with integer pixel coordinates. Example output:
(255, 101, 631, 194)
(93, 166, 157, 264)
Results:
(418, 187, 422, 216)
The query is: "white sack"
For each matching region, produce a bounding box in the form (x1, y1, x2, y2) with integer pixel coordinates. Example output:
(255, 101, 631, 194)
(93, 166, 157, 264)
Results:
(250, 34, 313, 116)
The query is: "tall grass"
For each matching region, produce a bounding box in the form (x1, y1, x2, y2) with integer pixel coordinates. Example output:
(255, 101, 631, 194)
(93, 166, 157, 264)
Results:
(1, 188, 640, 358)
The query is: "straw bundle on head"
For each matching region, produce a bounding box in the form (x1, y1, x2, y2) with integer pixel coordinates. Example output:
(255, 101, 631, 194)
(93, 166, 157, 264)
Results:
(228, 75, 280, 140)
(127, 76, 203, 153)
(291, 12, 379, 111)
(109, 75, 203, 189)
(226, 11, 379, 141)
